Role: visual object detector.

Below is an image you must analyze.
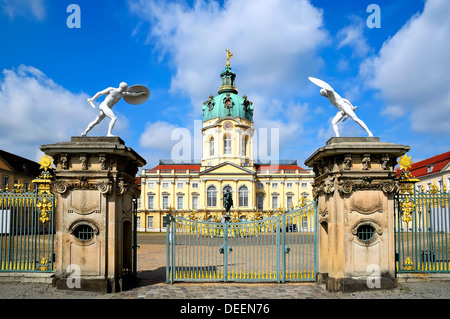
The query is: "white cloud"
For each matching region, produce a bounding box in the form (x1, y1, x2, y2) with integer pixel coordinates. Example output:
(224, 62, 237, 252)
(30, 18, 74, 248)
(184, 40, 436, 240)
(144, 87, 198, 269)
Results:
(129, 0, 327, 110)
(0, 65, 125, 161)
(361, 0, 450, 134)
(337, 19, 371, 58)
(129, 0, 328, 161)
(139, 121, 179, 151)
(1, 0, 46, 21)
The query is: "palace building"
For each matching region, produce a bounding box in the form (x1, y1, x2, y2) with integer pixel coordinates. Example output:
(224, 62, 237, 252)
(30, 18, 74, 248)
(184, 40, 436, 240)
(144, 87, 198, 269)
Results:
(0, 149, 41, 192)
(408, 151, 450, 191)
(137, 55, 314, 231)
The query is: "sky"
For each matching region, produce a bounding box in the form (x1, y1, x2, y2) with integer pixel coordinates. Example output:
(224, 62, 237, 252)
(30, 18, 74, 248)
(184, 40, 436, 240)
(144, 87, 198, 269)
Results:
(0, 0, 449, 170)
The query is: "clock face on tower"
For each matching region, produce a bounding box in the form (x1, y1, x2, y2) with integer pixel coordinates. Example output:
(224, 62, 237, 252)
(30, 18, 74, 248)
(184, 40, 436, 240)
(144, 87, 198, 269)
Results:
(223, 121, 233, 130)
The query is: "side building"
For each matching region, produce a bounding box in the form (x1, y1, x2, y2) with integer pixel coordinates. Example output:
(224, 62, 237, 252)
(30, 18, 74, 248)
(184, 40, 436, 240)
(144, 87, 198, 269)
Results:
(137, 58, 314, 232)
(0, 149, 41, 191)
(408, 151, 450, 191)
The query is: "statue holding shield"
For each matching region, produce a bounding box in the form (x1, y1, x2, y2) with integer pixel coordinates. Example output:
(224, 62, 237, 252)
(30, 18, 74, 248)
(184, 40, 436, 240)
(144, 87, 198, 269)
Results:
(81, 82, 150, 137)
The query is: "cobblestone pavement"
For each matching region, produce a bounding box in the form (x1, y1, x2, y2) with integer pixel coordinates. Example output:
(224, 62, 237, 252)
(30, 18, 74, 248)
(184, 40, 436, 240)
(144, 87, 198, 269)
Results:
(1, 278, 449, 300)
(0, 233, 449, 300)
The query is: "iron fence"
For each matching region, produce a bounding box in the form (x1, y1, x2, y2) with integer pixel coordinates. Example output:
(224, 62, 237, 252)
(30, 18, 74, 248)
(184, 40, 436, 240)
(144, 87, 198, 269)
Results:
(395, 186, 450, 273)
(166, 202, 318, 283)
(0, 188, 55, 272)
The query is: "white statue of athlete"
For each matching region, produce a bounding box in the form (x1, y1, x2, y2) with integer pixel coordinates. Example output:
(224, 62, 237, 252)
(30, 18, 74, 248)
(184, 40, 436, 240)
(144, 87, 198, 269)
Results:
(81, 82, 146, 137)
(309, 77, 373, 137)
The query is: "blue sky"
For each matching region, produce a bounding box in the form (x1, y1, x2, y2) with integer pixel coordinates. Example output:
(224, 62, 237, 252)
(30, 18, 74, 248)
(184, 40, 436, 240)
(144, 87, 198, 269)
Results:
(0, 0, 449, 170)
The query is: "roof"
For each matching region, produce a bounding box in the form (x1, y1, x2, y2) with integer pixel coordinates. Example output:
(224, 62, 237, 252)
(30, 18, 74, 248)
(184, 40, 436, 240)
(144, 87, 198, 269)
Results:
(202, 65, 254, 122)
(152, 164, 201, 170)
(135, 177, 141, 190)
(407, 151, 450, 178)
(256, 164, 308, 173)
(0, 149, 41, 177)
(148, 163, 308, 174)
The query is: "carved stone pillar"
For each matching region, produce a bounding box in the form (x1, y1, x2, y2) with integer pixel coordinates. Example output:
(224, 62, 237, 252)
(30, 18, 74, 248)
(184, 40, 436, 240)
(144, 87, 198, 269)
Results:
(305, 137, 410, 292)
(40, 137, 146, 292)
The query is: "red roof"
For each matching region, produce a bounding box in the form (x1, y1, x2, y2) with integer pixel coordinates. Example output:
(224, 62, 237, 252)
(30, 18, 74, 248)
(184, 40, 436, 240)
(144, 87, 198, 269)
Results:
(149, 163, 306, 172)
(135, 177, 141, 189)
(408, 151, 450, 178)
(256, 164, 305, 171)
(152, 164, 201, 170)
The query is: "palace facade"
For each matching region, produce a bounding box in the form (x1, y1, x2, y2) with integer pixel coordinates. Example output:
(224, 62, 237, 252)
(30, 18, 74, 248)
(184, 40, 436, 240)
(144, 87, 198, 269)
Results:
(408, 151, 450, 191)
(0, 149, 40, 192)
(137, 58, 314, 231)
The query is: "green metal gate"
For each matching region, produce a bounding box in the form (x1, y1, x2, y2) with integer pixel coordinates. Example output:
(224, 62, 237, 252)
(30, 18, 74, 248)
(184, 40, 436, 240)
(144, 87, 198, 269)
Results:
(0, 170, 55, 273)
(166, 202, 318, 283)
(395, 180, 450, 273)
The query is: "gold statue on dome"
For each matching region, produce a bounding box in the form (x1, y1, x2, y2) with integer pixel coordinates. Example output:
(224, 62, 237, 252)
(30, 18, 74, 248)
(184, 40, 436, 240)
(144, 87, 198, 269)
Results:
(226, 49, 233, 66)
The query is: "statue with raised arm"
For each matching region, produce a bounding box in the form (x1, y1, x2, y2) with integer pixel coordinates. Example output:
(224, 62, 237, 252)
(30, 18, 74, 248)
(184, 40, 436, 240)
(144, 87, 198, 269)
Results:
(81, 82, 149, 137)
(308, 77, 373, 137)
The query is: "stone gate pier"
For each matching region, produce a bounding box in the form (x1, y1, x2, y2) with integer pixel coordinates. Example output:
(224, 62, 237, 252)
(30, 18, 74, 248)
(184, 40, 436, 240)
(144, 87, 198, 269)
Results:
(305, 137, 410, 292)
(40, 137, 146, 292)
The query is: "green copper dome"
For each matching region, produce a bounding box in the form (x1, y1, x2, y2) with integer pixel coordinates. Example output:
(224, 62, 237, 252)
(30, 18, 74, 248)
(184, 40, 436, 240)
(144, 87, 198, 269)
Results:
(202, 65, 254, 122)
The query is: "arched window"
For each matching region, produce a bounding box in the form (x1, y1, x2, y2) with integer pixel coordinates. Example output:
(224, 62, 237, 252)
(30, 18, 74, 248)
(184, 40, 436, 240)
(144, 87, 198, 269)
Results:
(224, 134, 232, 155)
(207, 185, 217, 207)
(238, 185, 248, 207)
(223, 185, 232, 194)
(209, 137, 214, 156)
(241, 136, 248, 156)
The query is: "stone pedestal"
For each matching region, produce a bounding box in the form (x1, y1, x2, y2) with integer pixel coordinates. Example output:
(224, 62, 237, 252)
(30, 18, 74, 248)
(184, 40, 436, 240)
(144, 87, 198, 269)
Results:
(305, 137, 410, 292)
(40, 137, 146, 292)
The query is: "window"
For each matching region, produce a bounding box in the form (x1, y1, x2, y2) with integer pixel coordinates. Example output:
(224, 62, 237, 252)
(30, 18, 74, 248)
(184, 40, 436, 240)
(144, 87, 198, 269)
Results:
(192, 196, 198, 210)
(241, 136, 248, 156)
(238, 185, 248, 207)
(147, 195, 154, 209)
(177, 196, 184, 210)
(286, 195, 293, 209)
(207, 185, 217, 207)
(272, 195, 278, 209)
(223, 185, 232, 194)
(438, 180, 443, 190)
(1, 175, 9, 190)
(192, 183, 199, 189)
(257, 181, 264, 189)
(302, 216, 308, 229)
(257, 194, 264, 210)
(147, 216, 154, 228)
(427, 165, 434, 173)
(136, 217, 141, 229)
(162, 195, 169, 209)
(209, 137, 214, 156)
(73, 224, 95, 241)
(272, 183, 278, 188)
(162, 182, 169, 188)
(301, 182, 308, 188)
(224, 135, 232, 155)
(356, 225, 375, 242)
(177, 182, 184, 188)
(286, 182, 293, 188)
(147, 182, 154, 188)
(163, 215, 168, 228)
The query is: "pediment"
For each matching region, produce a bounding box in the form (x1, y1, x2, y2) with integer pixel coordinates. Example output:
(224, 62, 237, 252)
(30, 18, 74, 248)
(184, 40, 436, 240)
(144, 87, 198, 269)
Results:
(200, 162, 255, 175)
